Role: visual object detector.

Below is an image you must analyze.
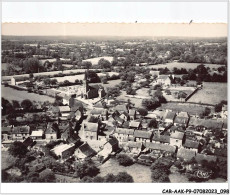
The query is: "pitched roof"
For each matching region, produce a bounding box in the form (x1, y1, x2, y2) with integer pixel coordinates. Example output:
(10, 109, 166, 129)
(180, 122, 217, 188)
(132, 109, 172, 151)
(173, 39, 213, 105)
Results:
(51, 143, 75, 156)
(77, 143, 96, 157)
(129, 109, 136, 116)
(126, 141, 142, 149)
(177, 148, 196, 160)
(45, 122, 58, 134)
(31, 130, 43, 137)
(12, 126, 30, 134)
(58, 106, 71, 113)
(152, 134, 170, 143)
(158, 75, 169, 80)
(115, 128, 135, 135)
(174, 116, 189, 125)
(134, 130, 152, 139)
(93, 101, 105, 108)
(85, 123, 99, 132)
(114, 104, 128, 112)
(144, 142, 176, 153)
(195, 153, 217, 163)
(129, 121, 141, 128)
(23, 137, 34, 147)
(107, 137, 118, 146)
(170, 131, 184, 140)
(164, 111, 176, 120)
(183, 139, 199, 149)
(90, 108, 108, 116)
(177, 112, 189, 118)
(2, 127, 12, 133)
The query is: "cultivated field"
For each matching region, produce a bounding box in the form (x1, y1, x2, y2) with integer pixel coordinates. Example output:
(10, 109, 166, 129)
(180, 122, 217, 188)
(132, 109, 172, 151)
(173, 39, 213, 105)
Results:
(82, 56, 113, 65)
(148, 62, 225, 71)
(1, 85, 55, 102)
(2, 63, 8, 70)
(188, 82, 227, 105)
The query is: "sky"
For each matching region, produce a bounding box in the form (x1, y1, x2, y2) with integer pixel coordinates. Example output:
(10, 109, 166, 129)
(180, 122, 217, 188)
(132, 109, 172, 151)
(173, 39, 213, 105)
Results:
(1, 2, 228, 37)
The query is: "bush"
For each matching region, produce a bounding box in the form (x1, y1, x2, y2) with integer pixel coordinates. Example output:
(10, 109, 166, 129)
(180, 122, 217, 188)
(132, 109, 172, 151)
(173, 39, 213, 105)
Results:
(116, 154, 133, 166)
(75, 160, 100, 179)
(8, 141, 28, 157)
(137, 108, 148, 116)
(115, 172, 134, 183)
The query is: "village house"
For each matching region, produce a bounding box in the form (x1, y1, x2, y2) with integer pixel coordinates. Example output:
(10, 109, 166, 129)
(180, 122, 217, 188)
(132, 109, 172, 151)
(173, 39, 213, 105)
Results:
(155, 75, 173, 86)
(129, 109, 137, 120)
(144, 142, 176, 157)
(45, 122, 58, 140)
(51, 143, 75, 160)
(134, 130, 153, 143)
(123, 141, 144, 155)
(58, 106, 71, 119)
(113, 104, 129, 113)
(120, 112, 130, 121)
(90, 108, 109, 121)
(30, 130, 44, 140)
(183, 139, 199, 153)
(12, 125, 30, 140)
(152, 134, 170, 145)
(2, 126, 12, 141)
(113, 128, 135, 142)
(83, 122, 99, 140)
(129, 121, 141, 130)
(164, 110, 176, 124)
(170, 131, 185, 148)
(74, 142, 97, 160)
(174, 112, 190, 127)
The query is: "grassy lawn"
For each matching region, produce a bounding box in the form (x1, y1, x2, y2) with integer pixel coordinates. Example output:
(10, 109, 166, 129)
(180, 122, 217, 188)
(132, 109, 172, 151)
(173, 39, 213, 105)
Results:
(99, 158, 152, 183)
(160, 102, 214, 115)
(1, 85, 55, 102)
(188, 82, 227, 105)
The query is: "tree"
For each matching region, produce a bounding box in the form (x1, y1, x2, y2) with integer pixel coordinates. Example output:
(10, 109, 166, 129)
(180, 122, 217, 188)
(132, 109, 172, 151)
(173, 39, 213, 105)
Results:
(104, 173, 117, 182)
(75, 160, 100, 179)
(107, 87, 120, 97)
(87, 71, 101, 83)
(101, 76, 108, 84)
(116, 154, 133, 166)
(12, 100, 21, 109)
(148, 118, 158, 128)
(50, 79, 58, 85)
(137, 108, 148, 116)
(21, 99, 33, 111)
(2, 98, 14, 115)
(115, 172, 134, 183)
(98, 58, 111, 69)
(39, 169, 56, 182)
(142, 98, 161, 111)
(8, 141, 28, 157)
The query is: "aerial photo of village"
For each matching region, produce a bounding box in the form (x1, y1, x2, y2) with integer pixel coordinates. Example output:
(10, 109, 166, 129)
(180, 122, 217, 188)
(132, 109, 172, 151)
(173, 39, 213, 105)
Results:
(1, 34, 227, 183)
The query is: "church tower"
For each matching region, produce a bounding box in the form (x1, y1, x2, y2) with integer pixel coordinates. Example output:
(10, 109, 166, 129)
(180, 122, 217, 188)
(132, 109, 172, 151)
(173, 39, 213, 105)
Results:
(83, 70, 89, 98)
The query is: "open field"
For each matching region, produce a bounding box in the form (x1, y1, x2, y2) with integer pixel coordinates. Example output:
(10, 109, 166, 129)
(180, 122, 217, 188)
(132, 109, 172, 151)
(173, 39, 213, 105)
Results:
(2, 68, 102, 81)
(159, 102, 214, 115)
(1, 85, 55, 102)
(99, 158, 152, 183)
(83, 56, 113, 65)
(116, 91, 144, 108)
(188, 82, 227, 105)
(53, 72, 119, 83)
(148, 62, 225, 71)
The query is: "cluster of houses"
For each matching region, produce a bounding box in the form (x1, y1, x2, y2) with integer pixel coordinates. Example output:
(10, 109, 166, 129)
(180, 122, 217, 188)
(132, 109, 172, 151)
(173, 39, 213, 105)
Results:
(78, 101, 227, 164)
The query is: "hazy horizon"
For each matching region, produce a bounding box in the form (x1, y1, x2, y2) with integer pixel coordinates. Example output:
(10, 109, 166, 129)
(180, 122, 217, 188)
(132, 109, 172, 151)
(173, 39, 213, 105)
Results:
(2, 23, 227, 38)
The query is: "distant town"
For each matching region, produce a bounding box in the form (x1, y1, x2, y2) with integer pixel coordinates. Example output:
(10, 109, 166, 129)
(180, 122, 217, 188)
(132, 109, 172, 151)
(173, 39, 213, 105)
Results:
(1, 36, 227, 183)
